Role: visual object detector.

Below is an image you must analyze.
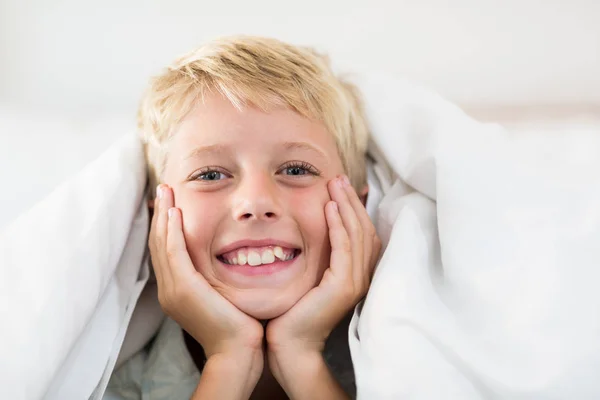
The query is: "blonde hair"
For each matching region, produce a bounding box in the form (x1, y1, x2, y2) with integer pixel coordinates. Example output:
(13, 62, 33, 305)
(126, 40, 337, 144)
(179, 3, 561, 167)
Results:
(138, 35, 369, 198)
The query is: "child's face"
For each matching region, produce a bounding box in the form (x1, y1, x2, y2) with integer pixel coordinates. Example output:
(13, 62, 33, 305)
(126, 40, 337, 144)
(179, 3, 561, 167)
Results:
(162, 93, 346, 320)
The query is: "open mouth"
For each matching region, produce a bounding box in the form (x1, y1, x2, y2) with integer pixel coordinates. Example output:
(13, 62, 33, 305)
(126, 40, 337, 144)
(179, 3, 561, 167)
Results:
(217, 245, 301, 267)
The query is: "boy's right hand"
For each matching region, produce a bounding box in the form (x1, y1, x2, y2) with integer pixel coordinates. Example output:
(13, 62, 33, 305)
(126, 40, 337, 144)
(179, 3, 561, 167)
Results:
(149, 185, 265, 365)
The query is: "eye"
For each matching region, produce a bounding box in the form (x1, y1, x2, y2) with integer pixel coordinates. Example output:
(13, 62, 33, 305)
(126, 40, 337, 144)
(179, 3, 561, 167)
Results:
(285, 166, 308, 176)
(200, 171, 224, 181)
(192, 168, 228, 181)
(279, 161, 321, 177)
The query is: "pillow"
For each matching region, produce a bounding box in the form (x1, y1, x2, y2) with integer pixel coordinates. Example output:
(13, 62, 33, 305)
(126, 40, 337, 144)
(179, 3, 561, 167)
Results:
(350, 74, 600, 399)
(0, 131, 148, 400)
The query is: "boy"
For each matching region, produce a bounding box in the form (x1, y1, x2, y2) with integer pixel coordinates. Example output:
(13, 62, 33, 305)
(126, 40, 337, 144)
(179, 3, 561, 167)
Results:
(105, 35, 380, 400)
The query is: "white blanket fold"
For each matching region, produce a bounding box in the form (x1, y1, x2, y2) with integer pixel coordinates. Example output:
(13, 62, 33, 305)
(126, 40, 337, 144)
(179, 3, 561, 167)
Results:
(350, 74, 600, 399)
(0, 134, 148, 400)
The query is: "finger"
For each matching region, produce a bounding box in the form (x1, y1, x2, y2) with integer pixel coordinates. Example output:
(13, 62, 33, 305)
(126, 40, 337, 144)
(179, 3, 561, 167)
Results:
(340, 182, 381, 285)
(166, 206, 202, 280)
(149, 186, 164, 287)
(341, 182, 375, 267)
(153, 185, 174, 288)
(325, 201, 352, 281)
(328, 177, 363, 283)
(166, 207, 229, 309)
(334, 176, 379, 287)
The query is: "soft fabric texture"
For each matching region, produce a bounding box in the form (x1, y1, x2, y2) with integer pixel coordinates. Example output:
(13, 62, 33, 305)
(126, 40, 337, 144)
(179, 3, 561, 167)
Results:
(349, 74, 600, 399)
(103, 317, 201, 400)
(0, 105, 133, 231)
(0, 133, 148, 400)
(2, 74, 600, 400)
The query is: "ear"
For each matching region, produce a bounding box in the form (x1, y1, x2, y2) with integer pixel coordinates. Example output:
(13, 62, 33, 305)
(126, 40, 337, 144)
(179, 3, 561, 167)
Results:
(359, 185, 369, 206)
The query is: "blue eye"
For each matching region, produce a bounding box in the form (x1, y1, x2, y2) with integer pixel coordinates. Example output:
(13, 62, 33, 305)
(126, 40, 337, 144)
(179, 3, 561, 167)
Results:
(197, 170, 226, 181)
(285, 166, 309, 176)
(280, 161, 320, 177)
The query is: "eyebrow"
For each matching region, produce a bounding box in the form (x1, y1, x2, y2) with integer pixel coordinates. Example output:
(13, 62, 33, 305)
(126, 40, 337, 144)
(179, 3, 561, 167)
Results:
(280, 141, 329, 162)
(183, 144, 233, 161)
(184, 141, 329, 162)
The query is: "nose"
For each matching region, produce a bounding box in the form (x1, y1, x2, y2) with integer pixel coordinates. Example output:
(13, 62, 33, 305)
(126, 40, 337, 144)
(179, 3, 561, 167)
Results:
(232, 172, 282, 222)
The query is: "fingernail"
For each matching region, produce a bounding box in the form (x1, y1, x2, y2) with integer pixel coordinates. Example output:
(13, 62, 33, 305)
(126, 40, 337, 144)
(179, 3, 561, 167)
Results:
(168, 208, 174, 218)
(341, 175, 350, 187)
(332, 202, 338, 212)
(156, 185, 163, 199)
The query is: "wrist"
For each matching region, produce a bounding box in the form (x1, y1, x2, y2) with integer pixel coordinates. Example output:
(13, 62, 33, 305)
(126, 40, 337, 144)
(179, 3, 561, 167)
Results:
(193, 351, 263, 400)
(267, 335, 326, 356)
(267, 338, 325, 378)
(267, 348, 323, 390)
(212, 348, 264, 386)
(202, 325, 264, 361)
(268, 350, 348, 400)
(207, 348, 264, 376)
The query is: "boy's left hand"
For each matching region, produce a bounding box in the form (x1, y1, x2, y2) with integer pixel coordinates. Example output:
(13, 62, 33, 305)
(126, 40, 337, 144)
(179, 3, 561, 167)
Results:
(266, 175, 381, 376)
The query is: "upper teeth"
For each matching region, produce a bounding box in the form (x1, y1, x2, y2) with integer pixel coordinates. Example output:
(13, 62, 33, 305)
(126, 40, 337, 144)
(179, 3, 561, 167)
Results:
(221, 246, 295, 266)
(273, 246, 284, 259)
(248, 251, 262, 266)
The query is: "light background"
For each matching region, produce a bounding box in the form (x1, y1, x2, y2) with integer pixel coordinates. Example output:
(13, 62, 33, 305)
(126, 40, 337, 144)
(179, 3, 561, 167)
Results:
(0, 0, 599, 229)
(1, 0, 599, 116)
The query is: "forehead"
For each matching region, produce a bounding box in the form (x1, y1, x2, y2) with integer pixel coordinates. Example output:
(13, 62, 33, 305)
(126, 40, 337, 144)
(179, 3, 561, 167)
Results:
(169, 93, 339, 158)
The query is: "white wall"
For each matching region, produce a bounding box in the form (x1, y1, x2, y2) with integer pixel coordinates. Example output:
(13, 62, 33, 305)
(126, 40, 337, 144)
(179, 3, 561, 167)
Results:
(1, 0, 599, 118)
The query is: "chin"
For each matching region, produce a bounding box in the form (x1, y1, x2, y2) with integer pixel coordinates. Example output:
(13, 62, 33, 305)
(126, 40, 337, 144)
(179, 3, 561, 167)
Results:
(231, 291, 302, 320)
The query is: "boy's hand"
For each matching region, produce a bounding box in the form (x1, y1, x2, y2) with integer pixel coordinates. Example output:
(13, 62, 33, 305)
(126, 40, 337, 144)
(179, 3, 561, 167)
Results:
(265, 175, 381, 395)
(150, 185, 264, 376)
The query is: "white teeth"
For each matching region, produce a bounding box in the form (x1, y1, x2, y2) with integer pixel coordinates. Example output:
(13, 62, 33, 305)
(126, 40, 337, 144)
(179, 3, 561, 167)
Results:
(273, 246, 285, 260)
(261, 249, 275, 264)
(222, 247, 297, 266)
(247, 251, 262, 266)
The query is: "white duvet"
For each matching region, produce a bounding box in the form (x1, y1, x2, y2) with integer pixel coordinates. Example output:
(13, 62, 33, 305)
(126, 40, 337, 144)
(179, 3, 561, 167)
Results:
(350, 76, 600, 399)
(1, 75, 599, 400)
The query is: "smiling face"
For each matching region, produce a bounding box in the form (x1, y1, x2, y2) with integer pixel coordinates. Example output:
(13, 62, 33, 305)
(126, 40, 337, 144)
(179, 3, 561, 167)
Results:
(161, 93, 346, 320)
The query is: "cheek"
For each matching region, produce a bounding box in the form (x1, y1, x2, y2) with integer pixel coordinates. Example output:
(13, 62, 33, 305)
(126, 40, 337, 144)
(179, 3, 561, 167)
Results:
(173, 189, 220, 261)
(288, 184, 329, 228)
(287, 186, 331, 268)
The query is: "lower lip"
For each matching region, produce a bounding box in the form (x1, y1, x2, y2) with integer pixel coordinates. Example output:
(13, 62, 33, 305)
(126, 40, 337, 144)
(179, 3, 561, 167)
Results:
(218, 255, 299, 276)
